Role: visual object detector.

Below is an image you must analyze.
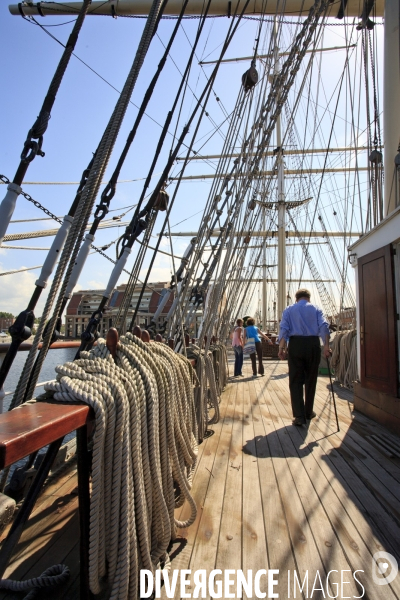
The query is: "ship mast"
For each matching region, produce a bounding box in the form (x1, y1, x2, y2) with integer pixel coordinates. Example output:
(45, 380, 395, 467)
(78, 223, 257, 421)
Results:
(384, 0, 400, 215)
(274, 21, 287, 323)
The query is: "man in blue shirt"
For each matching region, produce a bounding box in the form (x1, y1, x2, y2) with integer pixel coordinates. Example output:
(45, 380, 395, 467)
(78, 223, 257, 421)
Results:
(278, 289, 331, 426)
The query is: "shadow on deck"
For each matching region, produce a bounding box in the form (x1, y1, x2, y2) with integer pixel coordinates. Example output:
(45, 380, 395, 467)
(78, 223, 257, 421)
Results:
(166, 358, 400, 600)
(1, 359, 399, 599)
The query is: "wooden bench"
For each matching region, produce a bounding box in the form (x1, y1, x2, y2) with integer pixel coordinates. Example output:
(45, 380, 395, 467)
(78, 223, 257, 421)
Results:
(0, 400, 94, 599)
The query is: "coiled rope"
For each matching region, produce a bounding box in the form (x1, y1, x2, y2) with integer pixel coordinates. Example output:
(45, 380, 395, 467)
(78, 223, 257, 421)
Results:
(44, 335, 197, 598)
(11, 0, 165, 411)
(0, 564, 70, 600)
(186, 344, 221, 431)
(331, 330, 358, 389)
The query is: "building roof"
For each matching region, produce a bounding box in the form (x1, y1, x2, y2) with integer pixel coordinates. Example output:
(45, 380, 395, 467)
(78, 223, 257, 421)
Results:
(148, 289, 174, 314)
(66, 283, 171, 316)
(66, 294, 82, 315)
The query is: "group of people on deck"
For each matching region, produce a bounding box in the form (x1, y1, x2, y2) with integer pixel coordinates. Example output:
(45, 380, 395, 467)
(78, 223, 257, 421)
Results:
(231, 317, 272, 378)
(231, 288, 331, 427)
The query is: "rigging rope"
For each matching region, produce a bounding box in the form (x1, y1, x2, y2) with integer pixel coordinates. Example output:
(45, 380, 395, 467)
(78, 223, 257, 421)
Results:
(10, 0, 166, 410)
(0, 564, 70, 600)
(0, 0, 92, 245)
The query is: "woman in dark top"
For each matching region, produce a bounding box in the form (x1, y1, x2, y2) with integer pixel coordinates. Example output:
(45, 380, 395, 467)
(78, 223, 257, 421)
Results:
(244, 317, 272, 377)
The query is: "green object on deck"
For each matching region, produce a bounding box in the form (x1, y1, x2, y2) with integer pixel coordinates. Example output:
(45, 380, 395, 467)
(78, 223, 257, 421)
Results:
(318, 366, 334, 376)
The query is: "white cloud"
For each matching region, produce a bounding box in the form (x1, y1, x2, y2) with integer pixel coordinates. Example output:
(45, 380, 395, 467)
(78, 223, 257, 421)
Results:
(86, 279, 106, 290)
(0, 267, 51, 317)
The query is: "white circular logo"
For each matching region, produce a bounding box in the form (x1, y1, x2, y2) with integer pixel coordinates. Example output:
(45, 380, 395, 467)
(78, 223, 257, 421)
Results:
(372, 552, 398, 585)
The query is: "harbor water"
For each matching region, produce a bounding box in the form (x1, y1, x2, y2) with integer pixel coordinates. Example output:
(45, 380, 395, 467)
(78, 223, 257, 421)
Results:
(3, 346, 77, 412)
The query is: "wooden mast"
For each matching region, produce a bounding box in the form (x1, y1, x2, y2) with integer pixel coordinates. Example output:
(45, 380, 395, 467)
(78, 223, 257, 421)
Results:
(8, 0, 385, 17)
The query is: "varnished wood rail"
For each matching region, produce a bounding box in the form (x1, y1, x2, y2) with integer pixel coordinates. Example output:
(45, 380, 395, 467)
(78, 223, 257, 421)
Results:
(0, 401, 94, 599)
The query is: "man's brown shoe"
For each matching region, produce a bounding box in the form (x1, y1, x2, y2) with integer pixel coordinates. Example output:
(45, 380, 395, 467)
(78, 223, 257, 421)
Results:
(292, 417, 306, 426)
(306, 411, 316, 420)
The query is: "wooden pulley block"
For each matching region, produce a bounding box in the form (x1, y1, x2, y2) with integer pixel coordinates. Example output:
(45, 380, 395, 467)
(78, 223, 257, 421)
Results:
(242, 64, 258, 92)
(243, 234, 251, 244)
(369, 149, 382, 164)
(154, 189, 169, 211)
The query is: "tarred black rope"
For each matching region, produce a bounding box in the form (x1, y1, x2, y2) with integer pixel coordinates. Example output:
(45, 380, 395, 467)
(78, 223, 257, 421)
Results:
(129, 0, 252, 327)
(116, 0, 213, 255)
(0, 564, 70, 600)
(13, 0, 92, 186)
(91, 0, 190, 234)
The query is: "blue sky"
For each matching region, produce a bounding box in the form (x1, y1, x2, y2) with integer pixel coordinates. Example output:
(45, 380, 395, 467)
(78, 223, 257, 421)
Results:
(0, 5, 384, 316)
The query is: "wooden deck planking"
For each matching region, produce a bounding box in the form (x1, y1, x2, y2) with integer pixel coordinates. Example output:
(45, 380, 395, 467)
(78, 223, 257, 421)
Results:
(255, 379, 343, 599)
(250, 383, 297, 598)
(264, 375, 398, 598)
(271, 372, 400, 598)
(313, 384, 400, 480)
(186, 370, 240, 599)
(1, 358, 400, 599)
(308, 388, 400, 556)
(256, 377, 361, 598)
(0, 464, 80, 600)
(214, 370, 243, 576)
(160, 374, 237, 600)
(241, 377, 269, 597)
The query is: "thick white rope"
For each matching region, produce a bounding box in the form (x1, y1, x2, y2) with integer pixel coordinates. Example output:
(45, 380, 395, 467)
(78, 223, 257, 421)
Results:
(45, 336, 198, 598)
(330, 330, 357, 389)
(12, 0, 164, 409)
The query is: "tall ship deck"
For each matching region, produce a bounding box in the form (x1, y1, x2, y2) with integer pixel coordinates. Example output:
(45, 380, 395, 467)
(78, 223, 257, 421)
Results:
(1, 357, 399, 600)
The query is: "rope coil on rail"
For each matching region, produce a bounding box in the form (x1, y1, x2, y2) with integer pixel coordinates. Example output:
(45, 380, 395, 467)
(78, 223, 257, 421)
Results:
(43, 335, 198, 598)
(330, 330, 357, 389)
(186, 343, 222, 436)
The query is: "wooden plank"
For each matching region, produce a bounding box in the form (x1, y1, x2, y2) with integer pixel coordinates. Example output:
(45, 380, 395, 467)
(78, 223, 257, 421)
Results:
(271, 366, 400, 597)
(241, 374, 269, 598)
(248, 372, 327, 595)
(256, 376, 360, 598)
(214, 373, 242, 578)
(308, 400, 400, 558)
(0, 499, 79, 600)
(319, 378, 400, 452)
(250, 376, 297, 598)
(186, 373, 239, 599)
(159, 379, 235, 600)
(0, 460, 78, 543)
(313, 386, 400, 485)
(267, 374, 398, 599)
(1, 475, 80, 579)
(0, 403, 92, 469)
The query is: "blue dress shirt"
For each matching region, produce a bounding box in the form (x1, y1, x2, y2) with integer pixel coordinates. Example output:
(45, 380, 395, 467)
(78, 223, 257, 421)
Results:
(278, 299, 330, 342)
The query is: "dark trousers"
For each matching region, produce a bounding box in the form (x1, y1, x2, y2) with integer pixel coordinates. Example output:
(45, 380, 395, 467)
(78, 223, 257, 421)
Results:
(288, 336, 320, 419)
(233, 345, 243, 376)
(250, 341, 264, 375)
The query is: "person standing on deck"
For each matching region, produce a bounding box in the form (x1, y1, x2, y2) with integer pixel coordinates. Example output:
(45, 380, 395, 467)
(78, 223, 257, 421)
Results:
(277, 289, 331, 426)
(244, 317, 272, 378)
(232, 318, 244, 377)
